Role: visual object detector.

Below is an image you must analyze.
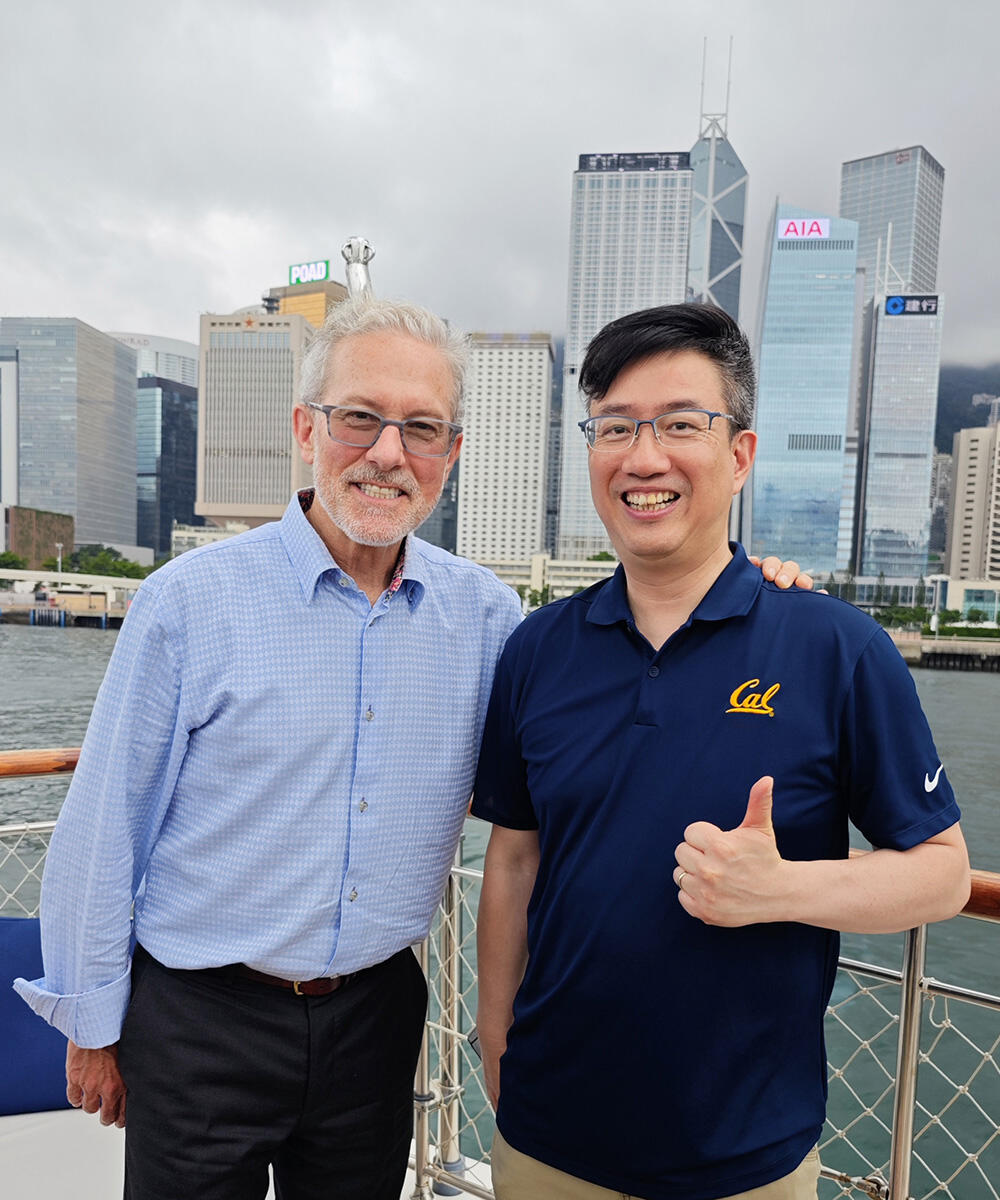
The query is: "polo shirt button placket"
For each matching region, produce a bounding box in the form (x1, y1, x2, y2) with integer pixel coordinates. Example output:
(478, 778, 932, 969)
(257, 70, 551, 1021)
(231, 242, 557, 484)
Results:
(647, 665, 660, 678)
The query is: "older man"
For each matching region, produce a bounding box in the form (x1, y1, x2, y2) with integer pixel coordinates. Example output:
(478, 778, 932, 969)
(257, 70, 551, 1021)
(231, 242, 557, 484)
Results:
(16, 299, 522, 1200)
(473, 303, 970, 1200)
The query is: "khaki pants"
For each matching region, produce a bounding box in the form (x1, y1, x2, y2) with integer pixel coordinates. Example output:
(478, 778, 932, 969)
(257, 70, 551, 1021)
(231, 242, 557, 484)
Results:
(490, 1130, 821, 1200)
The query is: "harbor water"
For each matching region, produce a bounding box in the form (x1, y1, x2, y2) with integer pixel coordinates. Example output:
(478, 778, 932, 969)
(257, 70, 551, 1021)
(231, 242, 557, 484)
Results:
(2, 620, 998, 997)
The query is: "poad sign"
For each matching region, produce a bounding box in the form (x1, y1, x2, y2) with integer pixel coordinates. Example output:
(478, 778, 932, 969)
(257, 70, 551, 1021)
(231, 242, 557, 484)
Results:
(777, 218, 830, 239)
(289, 260, 330, 285)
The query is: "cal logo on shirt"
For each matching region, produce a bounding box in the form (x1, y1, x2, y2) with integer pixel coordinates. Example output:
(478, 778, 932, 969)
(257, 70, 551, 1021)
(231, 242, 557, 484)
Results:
(726, 678, 781, 717)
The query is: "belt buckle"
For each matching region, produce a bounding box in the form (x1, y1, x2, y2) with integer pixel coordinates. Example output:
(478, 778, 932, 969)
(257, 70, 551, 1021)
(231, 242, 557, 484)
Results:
(293, 980, 306, 996)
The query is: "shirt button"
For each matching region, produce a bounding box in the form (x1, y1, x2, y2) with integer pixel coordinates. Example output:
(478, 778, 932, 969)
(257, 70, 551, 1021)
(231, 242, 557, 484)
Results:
(364, 706, 374, 721)
(338, 576, 350, 588)
(359, 799, 368, 812)
(648, 666, 660, 678)
(348, 888, 358, 902)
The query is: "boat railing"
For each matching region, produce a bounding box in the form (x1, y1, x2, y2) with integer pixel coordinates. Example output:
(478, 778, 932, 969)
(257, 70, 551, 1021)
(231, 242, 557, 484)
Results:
(2, 750, 998, 1200)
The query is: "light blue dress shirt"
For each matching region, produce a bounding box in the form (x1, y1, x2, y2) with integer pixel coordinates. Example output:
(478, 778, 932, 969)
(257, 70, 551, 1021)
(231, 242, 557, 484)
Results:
(15, 493, 522, 1048)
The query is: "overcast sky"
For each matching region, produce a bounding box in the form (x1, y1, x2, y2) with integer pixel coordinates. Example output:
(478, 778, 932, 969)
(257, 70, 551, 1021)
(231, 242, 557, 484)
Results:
(4, 0, 998, 366)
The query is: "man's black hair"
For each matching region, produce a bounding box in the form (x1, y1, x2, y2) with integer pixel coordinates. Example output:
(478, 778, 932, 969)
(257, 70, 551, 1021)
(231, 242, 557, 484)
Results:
(577, 303, 756, 431)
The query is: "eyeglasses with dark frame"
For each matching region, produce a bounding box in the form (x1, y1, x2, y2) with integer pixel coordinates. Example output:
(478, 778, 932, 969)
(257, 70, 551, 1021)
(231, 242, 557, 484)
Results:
(578, 409, 736, 452)
(304, 402, 462, 458)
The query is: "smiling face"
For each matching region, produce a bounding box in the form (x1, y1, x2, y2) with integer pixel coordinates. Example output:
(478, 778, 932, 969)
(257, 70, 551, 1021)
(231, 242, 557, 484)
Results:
(293, 329, 462, 559)
(586, 349, 756, 576)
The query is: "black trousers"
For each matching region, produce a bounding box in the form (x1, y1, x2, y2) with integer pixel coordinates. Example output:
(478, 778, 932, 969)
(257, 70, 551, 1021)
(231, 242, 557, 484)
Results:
(117, 945, 427, 1200)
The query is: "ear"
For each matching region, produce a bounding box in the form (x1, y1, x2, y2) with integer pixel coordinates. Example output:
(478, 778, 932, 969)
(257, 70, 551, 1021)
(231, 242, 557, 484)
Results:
(443, 432, 463, 480)
(731, 429, 756, 495)
(293, 404, 317, 466)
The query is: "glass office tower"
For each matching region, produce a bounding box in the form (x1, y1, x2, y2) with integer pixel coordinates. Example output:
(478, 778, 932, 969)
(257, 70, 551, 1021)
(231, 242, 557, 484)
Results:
(855, 295, 942, 577)
(557, 152, 693, 559)
(0, 318, 137, 545)
(137, 377, 199, 556)
(749, 205, 860, 574)
(688, 115, 747, 321)
(840, 146, 944, 304)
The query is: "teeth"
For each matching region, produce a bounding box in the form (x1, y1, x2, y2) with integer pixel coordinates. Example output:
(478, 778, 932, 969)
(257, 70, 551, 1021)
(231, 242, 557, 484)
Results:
(624, 491, 678, 509)
(357, 483, 404, 499)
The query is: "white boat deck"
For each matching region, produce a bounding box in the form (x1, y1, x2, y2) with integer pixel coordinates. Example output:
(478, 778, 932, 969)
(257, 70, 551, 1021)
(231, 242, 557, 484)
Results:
(0, 1109, 446, 1198)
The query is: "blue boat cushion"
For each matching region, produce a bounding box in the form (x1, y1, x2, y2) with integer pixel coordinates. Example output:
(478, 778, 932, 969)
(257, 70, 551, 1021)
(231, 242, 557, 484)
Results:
(0, 917, 71, 1114)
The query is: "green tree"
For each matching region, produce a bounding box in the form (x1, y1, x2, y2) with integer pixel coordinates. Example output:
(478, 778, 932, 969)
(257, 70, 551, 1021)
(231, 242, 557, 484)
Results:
(586, 550, 616, 562)
(41, 544, 149, 578)
(966, 608, 987, 624)
(0, 551, 27, 570)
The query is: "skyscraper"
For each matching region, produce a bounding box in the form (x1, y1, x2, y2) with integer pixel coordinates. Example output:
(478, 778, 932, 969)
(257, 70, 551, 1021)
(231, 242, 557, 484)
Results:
(109, 332, 199, 388)
(0, 345, 18, 507)
(945, 416, 1000, 581)
(110, 334, 200, 557)
(854, 294, 943, 577)
(456, 332, 552, 561)
(840, 145, 946, 579)
(687, 114, 747, 320)
(264, 268, 348, 328)
(558, 151, 693, 558)
(195, 309, 312, 528)
(840, 147, 945, 303)
(0, 317, 137, 546)
(749, 206, 861, 573)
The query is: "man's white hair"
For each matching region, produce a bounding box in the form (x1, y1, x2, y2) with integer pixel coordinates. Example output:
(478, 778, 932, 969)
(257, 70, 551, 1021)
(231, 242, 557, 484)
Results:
(299, 298, 469, 422)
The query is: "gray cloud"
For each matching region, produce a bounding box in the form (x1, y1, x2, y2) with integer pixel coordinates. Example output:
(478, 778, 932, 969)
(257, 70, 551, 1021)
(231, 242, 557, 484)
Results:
(4, 0, 998, 363)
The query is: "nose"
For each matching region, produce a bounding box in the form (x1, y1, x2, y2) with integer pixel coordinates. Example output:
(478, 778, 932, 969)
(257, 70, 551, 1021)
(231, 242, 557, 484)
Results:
(365, 421, 407, 471)
(620, 420, 671, 474)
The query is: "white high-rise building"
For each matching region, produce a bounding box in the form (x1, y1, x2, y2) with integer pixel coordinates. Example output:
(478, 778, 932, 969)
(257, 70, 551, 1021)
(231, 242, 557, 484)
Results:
(457, 333, 553, 562)
(946, 420, 1000, 581)
(196, 309, 313, 528)
(557, 152, 693, 559)
(108, 333, 199, 388)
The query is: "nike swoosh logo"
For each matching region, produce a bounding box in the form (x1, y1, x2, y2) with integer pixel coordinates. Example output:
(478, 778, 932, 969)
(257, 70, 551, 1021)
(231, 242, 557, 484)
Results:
(924, 765, 944, 793)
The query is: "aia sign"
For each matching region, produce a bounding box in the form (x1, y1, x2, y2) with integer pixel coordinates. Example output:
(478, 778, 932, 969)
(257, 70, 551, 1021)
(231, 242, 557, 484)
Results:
(777, 218, 830, 239)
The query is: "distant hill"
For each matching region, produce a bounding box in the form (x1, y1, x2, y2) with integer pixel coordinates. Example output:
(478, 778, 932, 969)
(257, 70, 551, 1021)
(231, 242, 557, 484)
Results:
(937, 364, 1000, 453)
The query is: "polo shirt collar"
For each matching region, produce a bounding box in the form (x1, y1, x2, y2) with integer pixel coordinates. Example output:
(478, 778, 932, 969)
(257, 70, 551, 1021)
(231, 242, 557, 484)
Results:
(586, 544, 763, 629)
(279, 490, 425, 606)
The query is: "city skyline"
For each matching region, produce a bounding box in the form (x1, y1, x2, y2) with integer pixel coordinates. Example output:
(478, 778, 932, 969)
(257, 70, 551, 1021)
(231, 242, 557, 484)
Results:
(3, 1, 999, 369)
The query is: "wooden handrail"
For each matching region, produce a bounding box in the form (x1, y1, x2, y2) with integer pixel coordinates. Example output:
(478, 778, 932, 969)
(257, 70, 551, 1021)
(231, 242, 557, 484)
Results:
(0, 747, 80, 777)
(2, 748, 998, 921)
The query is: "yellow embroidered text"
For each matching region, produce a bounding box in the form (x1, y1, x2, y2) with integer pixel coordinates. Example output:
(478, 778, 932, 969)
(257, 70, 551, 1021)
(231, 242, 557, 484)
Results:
(726, 679, 781, 717)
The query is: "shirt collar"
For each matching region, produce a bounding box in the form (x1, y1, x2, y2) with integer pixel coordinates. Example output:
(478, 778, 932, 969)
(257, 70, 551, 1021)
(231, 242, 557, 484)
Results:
(279, 490, 425, 606)
(585, 544, 762, 629)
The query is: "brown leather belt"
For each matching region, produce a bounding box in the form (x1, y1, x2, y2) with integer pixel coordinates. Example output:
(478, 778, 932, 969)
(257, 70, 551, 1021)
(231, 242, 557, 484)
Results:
(235, 965, 350, 996)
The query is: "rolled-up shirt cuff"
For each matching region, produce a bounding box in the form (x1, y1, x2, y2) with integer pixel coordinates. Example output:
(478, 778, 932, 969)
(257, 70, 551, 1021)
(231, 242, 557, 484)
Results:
(13, 964, 132, 1049)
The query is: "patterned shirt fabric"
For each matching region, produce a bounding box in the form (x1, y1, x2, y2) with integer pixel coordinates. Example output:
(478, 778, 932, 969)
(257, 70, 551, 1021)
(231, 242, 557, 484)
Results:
(15, 491, 522, 1049)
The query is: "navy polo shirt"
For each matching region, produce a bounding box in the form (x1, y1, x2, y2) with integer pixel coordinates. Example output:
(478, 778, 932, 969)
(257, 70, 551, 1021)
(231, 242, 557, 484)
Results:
(472, 546, 959, 1200)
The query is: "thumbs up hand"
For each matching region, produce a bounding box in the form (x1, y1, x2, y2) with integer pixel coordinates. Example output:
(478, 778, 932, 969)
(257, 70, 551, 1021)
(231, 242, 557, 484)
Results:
(673, 777, 788, 927)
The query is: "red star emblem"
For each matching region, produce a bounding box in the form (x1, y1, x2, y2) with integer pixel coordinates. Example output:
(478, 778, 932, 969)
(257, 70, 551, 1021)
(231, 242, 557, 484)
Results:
(244, 315, 256, 328)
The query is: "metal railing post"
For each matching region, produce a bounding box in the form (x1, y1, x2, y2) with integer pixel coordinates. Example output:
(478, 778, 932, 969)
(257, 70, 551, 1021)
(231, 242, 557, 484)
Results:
(888, 924, 927, 1200)
(434, 847, 465, 1193)
(411, 937, 434, 1199)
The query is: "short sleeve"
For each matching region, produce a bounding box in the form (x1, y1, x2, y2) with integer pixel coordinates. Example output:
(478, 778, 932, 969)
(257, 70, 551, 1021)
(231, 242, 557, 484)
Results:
(471, 641, 538, 831)
(841, 629, 960, 850)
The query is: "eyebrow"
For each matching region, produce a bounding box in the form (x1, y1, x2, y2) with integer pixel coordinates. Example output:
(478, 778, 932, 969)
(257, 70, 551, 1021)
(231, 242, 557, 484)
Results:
(333, 395, 453, 421)
(591, 400, 712, 416)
